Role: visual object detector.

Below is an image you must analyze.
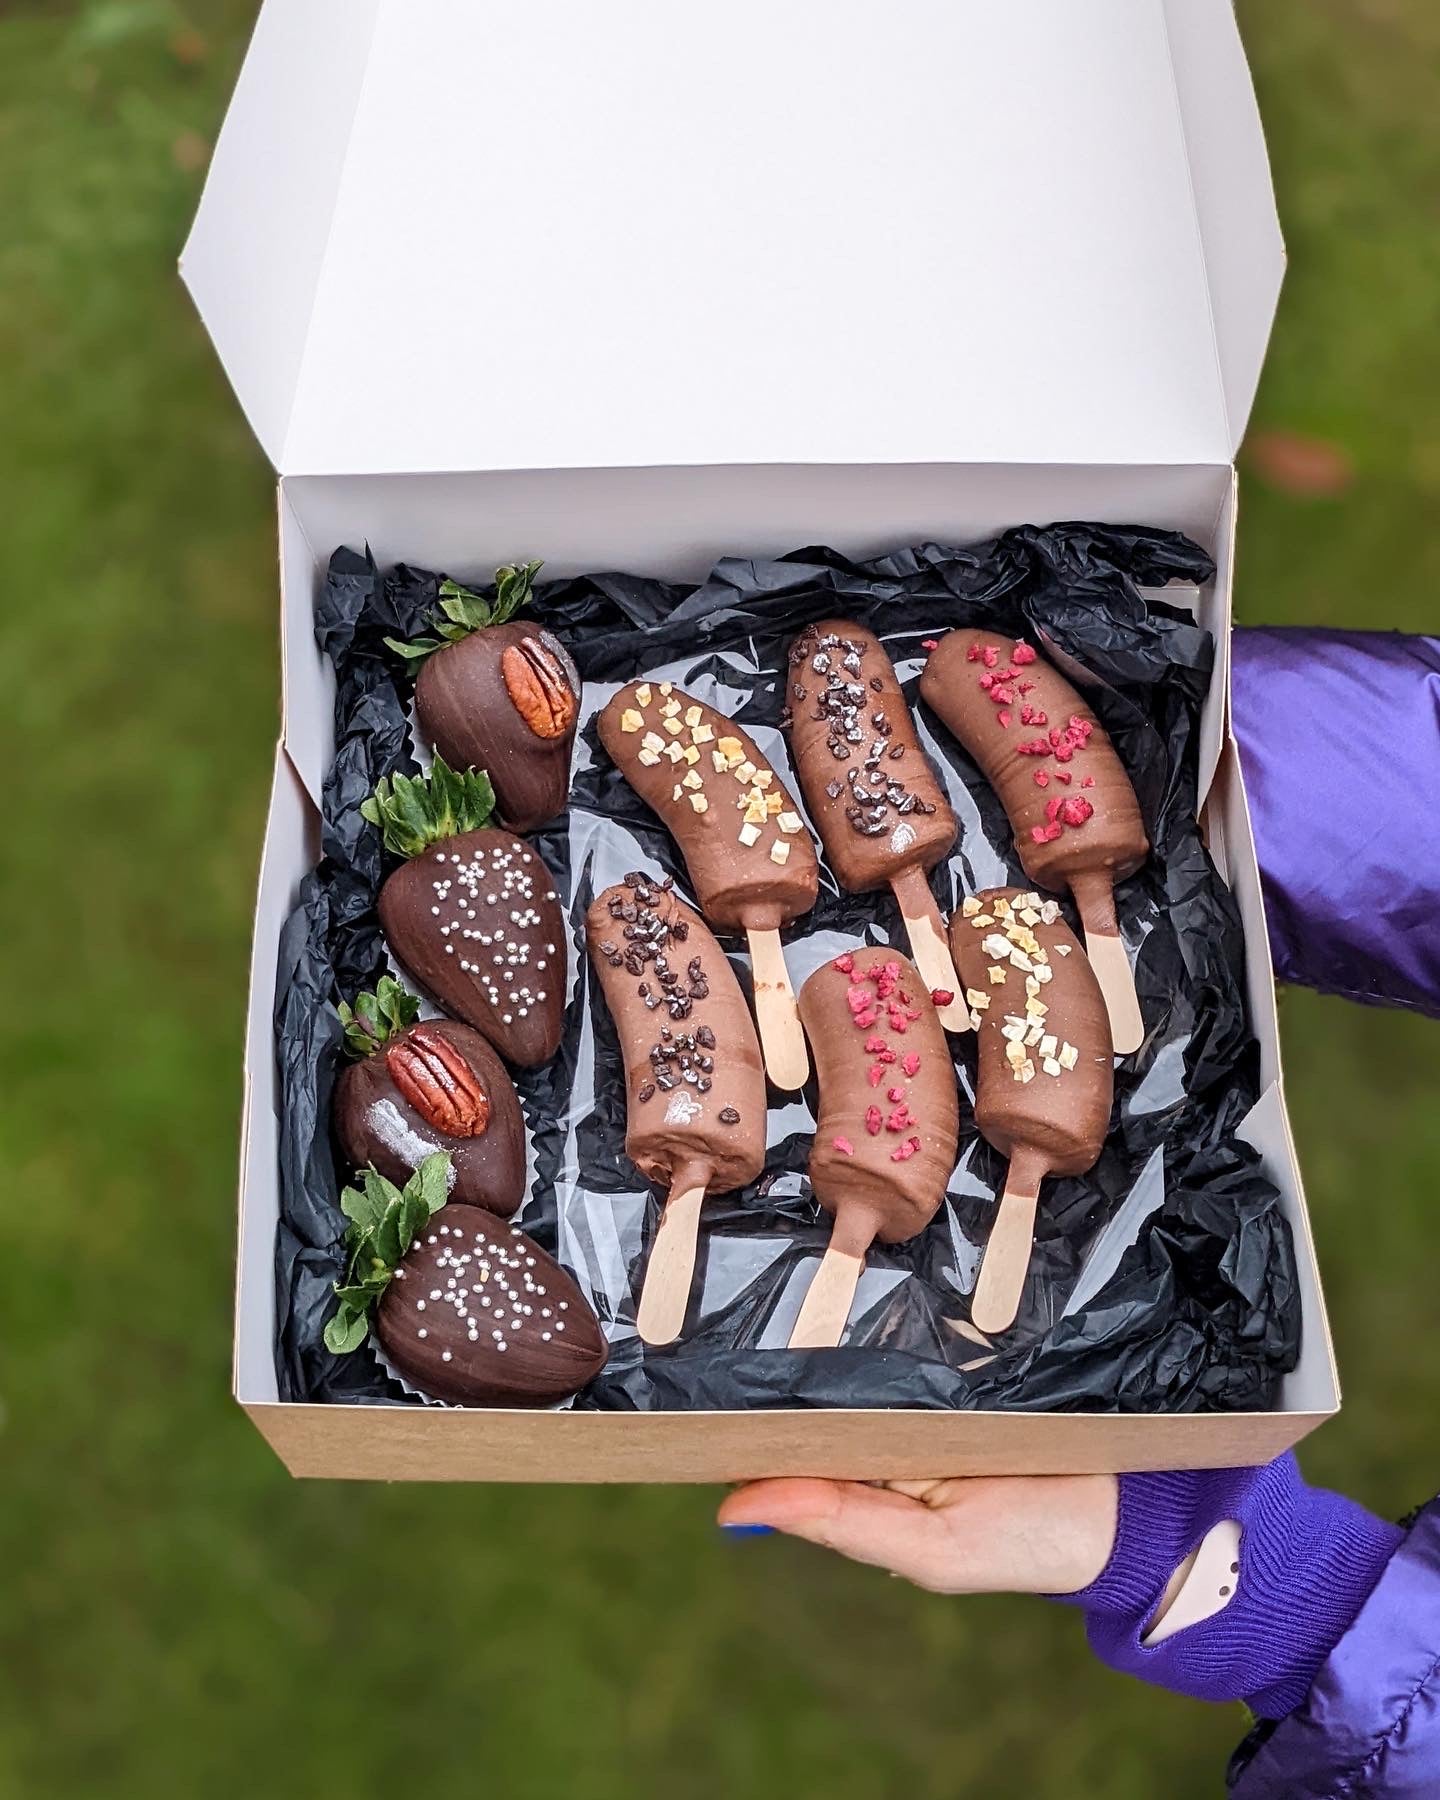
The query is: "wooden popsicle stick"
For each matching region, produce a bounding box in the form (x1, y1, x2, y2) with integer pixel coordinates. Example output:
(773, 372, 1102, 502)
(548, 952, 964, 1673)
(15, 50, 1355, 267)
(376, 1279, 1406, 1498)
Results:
(745, 925, 810, 1089)
(1069, 871, 1144, 1055)
(971, 1146, 1049, 1336)
(789, 1211, 877, 1348)
(635, 1164, 711, 1347)
(889, 864, 971, 1032)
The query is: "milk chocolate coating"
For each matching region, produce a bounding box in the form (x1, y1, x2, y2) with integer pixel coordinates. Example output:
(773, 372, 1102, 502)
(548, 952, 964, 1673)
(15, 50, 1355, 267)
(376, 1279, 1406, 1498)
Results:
(784, 620, 956, 892)
(378, 828, 566, 1068)
(799, 946, 959, 1244)
(376, 1205, 607, 1406)
(598, 681, 819, 931)
(415, 622, 581, 832)
(919, 629, 1148, 896)
(949, 888, 1113, 1175)
(333, 1020, 526, 1216)
(586, 876, 766, 1195)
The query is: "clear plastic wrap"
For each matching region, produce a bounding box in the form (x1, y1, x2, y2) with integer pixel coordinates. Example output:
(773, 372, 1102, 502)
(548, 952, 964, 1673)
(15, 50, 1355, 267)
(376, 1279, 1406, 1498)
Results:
(274, 525, 1300, 1414)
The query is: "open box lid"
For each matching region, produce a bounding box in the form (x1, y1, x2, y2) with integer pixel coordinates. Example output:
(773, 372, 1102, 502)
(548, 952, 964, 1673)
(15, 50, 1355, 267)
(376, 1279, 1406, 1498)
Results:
(182, 0, 1282, 478)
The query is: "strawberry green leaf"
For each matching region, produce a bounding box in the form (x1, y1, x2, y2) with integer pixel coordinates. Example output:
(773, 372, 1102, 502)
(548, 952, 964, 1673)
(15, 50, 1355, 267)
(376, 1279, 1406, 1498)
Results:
(323, 1304, 370, 1355)
(382, 559, 543, 667)
(324, 1156, 457, 1359)
(361, 755, 496, 857)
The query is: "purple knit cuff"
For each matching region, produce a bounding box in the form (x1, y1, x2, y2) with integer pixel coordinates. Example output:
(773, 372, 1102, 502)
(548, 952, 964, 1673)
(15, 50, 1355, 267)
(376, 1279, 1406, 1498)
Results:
(1055, 1454, 1403, 1717)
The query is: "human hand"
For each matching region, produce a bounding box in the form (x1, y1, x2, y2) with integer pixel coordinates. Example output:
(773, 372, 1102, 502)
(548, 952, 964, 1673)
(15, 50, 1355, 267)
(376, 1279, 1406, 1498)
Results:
(719, 1457, 1403, 1720)
(717, 1473, 1117, 1596)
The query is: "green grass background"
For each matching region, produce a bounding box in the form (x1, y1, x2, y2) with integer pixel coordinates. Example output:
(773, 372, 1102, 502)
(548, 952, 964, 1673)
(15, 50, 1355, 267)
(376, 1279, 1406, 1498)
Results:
(1, 2, 1436, 1794)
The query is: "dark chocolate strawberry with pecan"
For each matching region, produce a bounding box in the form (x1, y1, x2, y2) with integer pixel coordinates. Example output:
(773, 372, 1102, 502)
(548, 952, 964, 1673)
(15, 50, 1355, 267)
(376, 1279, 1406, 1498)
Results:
(361, 757, 567, 1068)
(333, 976, 526, 1217)
(386, 560, 581, 832)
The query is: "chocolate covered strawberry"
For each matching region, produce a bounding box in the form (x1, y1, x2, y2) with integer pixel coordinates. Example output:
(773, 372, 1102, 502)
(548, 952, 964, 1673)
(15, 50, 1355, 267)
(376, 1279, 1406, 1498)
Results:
(322, 1152, 607, 1406)
(385, 560, 581, 832)
(333, 975, 527, 1216)
(362, 756, 567, 1068)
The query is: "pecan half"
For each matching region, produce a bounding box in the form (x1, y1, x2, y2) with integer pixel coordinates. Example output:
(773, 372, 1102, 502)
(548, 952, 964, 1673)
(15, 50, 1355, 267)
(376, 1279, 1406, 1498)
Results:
(386, 1026, 490, 1137)
(501, 636, 577, 740)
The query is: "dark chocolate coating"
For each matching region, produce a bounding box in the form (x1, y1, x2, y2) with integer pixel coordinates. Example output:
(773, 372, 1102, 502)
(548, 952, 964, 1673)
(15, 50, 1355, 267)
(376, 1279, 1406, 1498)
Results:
(598, 681, 819, 932)
(800, 946, 959, 1245)
(333, 1019, 526, 1216)
(415, 622, 580, 833)
(378, 828, 566, 1068)
(949, 888, 1113, 1175)
(919, 629, 1148, 895)
(785, 619, 956, 892)
(376, 1205, 607, 1406)
(586, 877, 766, 1195)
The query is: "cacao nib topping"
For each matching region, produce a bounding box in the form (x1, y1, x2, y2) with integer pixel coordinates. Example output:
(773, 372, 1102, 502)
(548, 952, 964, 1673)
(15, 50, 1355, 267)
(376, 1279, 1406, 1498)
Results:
(718, 1107, 740, 1125)
(611, 873, 728, 1105)
(790, 626, 930, 837)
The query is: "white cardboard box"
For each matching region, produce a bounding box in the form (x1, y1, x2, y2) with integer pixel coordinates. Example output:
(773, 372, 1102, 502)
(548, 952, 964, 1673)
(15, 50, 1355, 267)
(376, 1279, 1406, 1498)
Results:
(186, 0, 1338, 1481)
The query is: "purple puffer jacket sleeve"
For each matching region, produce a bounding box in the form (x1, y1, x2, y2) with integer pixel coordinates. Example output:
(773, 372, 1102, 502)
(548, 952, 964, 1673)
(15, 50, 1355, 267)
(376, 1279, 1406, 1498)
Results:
(1232, 628, 1440, 1017)
(1229, 1498, 1440, 1798)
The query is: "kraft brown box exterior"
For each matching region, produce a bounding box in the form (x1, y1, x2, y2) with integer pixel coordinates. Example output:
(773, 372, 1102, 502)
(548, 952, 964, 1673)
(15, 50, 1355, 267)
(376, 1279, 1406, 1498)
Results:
(240, 1398, 1337, 1485)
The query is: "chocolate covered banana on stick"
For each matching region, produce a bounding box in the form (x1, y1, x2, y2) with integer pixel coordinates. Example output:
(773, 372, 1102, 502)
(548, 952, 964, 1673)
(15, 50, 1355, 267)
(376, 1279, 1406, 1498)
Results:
(789, 948, 959, 1348)
(598, 682, 819, 1089)
(949, 888, 1114, 1334)
(587, 874, 766, 1345)
(784, 619, 967, 1030)
(920, 629, 1148, 1052)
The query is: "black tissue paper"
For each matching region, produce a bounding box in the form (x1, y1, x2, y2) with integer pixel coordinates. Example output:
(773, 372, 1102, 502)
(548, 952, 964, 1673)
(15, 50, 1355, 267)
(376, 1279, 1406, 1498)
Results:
(272, 524, 1300, 1413)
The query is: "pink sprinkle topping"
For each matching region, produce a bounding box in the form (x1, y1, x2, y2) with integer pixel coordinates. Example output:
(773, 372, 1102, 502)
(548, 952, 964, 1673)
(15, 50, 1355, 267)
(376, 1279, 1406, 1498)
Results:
(929, 989, 954, 1008)
(1082, 774, 1096, 788)
(855, 1008, 878, 1029)
(901, 1051, 921, 1077)
(996, 709, 1012, 729)
(864, 1034, 889, 1055)
(832, 953, 855, 974)
(966, 643, 983, 663)
(1031, 823, 1063, 844)
(1054, 770, 1072, 785)
(1045, 796, 1064, 825)
(833, 1136, 855, 1157)
(887, 1086, 906, 1103)
(979, 671, 995, 691)
(886, 1107, 912, 1132)
(1012, 642, 1038, 664)
(921, 638, 939, 651)
(868, 1063, 886, 1087)
(1033, 770, 1050, 788)
(982, 644, 999, 668)
(990, 685, 1014, 706)
(865, 1106, 884, 1136)
(1059, 796, 1095, 828)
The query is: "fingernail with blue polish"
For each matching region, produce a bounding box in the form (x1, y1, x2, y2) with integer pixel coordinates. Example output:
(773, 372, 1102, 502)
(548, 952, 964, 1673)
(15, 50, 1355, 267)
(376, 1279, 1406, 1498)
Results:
(720, 1523, 775, 1537)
